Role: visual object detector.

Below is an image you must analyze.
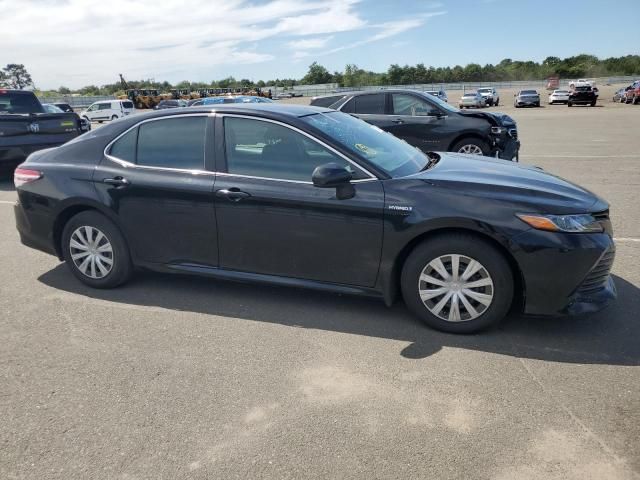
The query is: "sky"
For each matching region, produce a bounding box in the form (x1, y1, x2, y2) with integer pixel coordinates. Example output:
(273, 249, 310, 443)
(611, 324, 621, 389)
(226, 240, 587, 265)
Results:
(3, 0, 639, 89)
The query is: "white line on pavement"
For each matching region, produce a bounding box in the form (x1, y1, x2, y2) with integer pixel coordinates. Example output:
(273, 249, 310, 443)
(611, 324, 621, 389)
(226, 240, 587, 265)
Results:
(614, 237, 640, 243)
(0, 200, 16, 205)
(520, 154, 640, 158)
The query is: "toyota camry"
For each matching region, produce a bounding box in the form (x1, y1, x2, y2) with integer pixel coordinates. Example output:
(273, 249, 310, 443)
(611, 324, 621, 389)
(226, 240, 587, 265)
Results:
(13, 104, 616, 333)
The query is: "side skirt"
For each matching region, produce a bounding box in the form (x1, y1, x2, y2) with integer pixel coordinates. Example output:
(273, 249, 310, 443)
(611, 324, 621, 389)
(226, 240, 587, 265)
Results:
(139, 261, 385, 300)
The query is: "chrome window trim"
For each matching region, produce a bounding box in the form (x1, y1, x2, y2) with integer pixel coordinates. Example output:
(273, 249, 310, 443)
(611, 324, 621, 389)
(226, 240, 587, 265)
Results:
(219, 113, 378, 181)
(103, 113, 213, 173)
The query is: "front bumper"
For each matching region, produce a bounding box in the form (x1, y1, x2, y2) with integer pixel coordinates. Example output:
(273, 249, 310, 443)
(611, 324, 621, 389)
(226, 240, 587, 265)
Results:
(515, 98, 540, 106)
(510, 229, 616, 317)
(491, 130, 520, 161)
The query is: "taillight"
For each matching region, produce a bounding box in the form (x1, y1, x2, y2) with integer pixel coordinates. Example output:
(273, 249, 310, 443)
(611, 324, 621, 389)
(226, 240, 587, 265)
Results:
(14, 166, 43, 188)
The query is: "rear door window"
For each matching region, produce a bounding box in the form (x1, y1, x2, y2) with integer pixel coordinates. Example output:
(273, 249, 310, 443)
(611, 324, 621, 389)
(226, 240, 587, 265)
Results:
(98, 103, 112, 110)
(136, 116, 206, 170)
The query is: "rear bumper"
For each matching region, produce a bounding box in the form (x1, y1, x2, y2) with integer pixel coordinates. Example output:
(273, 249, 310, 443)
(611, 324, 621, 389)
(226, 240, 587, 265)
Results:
(510, 230, 616, 316)
(14, 202, 58, 257)
(515, 99, 539, 106)
(0, 143, 65, 165)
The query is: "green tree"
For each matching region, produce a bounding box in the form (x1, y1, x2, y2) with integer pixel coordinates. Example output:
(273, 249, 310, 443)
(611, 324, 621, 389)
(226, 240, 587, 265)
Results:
(301, 62, 332, 85)
(1, 64, 34, 89)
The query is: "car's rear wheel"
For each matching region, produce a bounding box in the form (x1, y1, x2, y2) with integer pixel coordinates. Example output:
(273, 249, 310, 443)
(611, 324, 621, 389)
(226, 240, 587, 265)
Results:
(452, 138, 489, 156)
(401, 234, 514, 333)
(495, 99, 499, 106)
(62, 211, 132, 288)
(568, 101, 573, 107)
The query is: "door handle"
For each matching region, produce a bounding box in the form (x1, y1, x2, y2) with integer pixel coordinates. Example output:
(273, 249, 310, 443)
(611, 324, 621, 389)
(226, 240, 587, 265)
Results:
(103, 176, 130, 187)
(216, 188, 251, 202)
(391, 119, 404, 124)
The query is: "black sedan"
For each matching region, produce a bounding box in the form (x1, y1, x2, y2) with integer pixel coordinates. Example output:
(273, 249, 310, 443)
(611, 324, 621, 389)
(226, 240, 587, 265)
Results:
(13, 105, 616, 333)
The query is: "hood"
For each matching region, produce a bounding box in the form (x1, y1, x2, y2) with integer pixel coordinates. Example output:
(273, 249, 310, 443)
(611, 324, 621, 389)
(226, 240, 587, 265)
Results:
(413, 153, 606, 214)
(458, 109, 516, 126)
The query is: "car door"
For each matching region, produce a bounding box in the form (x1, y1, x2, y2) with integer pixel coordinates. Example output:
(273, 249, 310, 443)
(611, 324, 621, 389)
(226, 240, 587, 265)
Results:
(383, 92, 449, 151)
(93, 114, 218, 267)
(213, 114, 385, 287)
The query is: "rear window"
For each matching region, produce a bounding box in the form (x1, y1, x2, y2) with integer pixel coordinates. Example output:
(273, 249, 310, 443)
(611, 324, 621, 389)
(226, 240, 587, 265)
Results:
(310, 95, 346, 108)
(575, 86, 592, 92)
(0, 92, 44, 114)
(521, 90, 537, 95)
(122, 101, 134, 109)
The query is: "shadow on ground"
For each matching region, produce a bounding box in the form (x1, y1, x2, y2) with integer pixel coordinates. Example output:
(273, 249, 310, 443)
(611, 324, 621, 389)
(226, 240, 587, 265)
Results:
(39, 266, 640, 365)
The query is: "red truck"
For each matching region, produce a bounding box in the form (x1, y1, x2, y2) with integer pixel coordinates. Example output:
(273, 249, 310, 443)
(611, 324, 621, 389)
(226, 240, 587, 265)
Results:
(623, 81, 640, 104)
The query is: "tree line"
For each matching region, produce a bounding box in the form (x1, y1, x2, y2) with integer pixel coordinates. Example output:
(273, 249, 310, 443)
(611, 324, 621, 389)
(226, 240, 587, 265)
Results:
(2, 54, 639, 97)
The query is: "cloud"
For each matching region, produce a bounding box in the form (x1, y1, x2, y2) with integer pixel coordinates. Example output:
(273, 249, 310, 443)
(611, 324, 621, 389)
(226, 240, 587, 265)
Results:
(287, 36, 334, 50)
(0, 0, 366, 88)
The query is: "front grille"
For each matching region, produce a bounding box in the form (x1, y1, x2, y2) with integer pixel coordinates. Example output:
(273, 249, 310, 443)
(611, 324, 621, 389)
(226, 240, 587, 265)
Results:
(508, 128, 518, 139)
(576, 248, 615, 295)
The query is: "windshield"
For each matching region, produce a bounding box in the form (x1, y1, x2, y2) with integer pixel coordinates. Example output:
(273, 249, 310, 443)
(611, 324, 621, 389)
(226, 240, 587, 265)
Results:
(302, 111, 429, 178)
(478, 88, 491, 93)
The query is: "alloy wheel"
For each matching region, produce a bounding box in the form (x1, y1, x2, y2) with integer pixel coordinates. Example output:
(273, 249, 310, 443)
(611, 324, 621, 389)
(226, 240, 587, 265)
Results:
(69, 226, 114, 279)
(457, 144, 484, 155)
(418, 254, 494, 322)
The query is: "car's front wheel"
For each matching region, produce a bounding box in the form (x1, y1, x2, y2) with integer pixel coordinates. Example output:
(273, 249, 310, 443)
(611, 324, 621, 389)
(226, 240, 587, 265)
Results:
(111, 115, 118, 121)
(452, 138, 489, 156)
(401, 234, 514, 333)
(62, 211, 132, 288)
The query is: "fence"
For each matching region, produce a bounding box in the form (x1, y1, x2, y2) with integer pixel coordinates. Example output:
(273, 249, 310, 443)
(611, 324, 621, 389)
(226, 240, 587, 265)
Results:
(37, 95, 115, 108)
(37, 75, 638, 105)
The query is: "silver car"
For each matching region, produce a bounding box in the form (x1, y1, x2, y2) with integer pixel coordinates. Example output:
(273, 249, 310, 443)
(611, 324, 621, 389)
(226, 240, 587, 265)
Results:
(425, 89, 448, 103)
(514, 90, 541, 108)
(459, 92, 486, 109)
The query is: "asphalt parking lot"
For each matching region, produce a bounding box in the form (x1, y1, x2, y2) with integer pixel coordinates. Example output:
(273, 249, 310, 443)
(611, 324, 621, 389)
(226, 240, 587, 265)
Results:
(1, 95, 639, 479)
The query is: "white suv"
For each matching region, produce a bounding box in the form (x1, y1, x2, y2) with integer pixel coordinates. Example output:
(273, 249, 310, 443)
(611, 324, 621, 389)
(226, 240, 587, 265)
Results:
(81, 100, 135, 123)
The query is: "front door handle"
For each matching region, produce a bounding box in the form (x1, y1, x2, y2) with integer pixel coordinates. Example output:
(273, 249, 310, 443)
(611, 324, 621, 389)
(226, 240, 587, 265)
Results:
(103, 176, 130, 187)
(391, 118, 404, 124)
(216, 188, 251, 202)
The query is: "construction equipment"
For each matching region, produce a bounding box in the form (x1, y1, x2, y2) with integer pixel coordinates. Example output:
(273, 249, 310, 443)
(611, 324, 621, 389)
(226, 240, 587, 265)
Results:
(117, 74, 167, 109)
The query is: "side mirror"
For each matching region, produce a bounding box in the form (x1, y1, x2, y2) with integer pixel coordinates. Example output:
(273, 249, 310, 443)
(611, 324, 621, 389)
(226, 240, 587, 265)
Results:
(312, 163, 355, 200)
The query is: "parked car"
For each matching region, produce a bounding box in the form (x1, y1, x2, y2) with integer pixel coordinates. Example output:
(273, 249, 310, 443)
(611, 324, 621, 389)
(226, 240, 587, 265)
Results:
(548, 89, 570, 104)
(568, 85, 597, 107)
(80, 100, 135, 123)
(53, 103, 74, 113)
(612, 88, 626, 103)
(425, 89, 448, 103)
(569, 79, 593, 89)
(199, 95, 274, 105)
(477, 87, 499, 106)
(623, 81, 640, 104)
(514, 90, 540, 108)
(310, 89, 519, 160)
(459, 92, 486, 109)
(154, 99, 188, 109)
(0, 89, 85, 170)
(13, 104, 615, 333)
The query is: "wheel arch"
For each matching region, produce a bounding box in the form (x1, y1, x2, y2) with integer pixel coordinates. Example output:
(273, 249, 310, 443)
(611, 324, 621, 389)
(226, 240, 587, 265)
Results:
(52, 199, 123, 260)
(447, 132, 489, 153)
(385, 226, 525, 312)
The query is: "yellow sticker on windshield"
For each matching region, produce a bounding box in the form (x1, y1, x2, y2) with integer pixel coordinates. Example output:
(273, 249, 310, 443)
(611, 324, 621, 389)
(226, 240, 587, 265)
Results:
(355, 143, 376, 156)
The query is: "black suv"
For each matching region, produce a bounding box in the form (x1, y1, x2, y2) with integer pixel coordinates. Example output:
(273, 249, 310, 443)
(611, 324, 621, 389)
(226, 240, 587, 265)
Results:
(310, 89, 519, 161)
(568, 86, 597, 107)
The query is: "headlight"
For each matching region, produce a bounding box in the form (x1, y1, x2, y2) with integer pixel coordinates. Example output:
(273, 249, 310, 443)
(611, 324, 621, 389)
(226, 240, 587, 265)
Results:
(491, 126, 507, 135)
(517, 213, 603, 233)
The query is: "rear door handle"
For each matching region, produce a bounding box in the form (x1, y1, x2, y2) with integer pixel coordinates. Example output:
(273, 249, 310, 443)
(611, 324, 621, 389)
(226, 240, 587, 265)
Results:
(391, 119, 404, 124)
(216, 188, 251, 202)
(103, 176, 130, 187)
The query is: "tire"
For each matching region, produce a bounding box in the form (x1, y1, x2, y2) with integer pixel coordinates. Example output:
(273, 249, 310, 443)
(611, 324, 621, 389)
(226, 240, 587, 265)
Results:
(452, 138, 490, 156)
(590, 101, 596, 107)
(568, 102, 573, 107)
(400, 233, 514, 333)
(634, 95, 639, 105)
(494, 99, 499, 106)
(111, 115, 118, 121)
(535, 102, 540, 107)
(98, 121, 103, 124)
(83, 116, 90, 123)
(61, 211, 132, 288)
